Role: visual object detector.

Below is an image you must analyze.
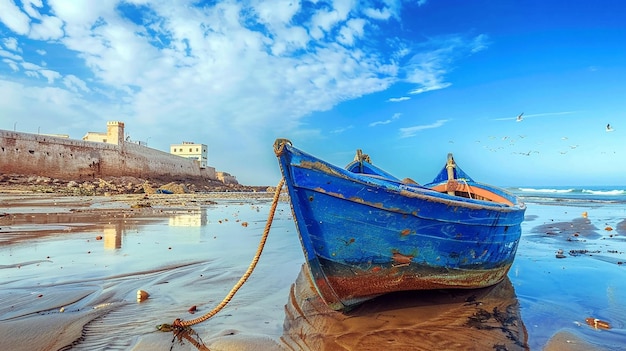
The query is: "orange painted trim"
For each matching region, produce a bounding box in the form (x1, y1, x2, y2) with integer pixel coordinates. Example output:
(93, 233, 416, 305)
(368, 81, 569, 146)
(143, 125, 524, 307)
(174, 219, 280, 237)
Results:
(430, 183, 514, 206)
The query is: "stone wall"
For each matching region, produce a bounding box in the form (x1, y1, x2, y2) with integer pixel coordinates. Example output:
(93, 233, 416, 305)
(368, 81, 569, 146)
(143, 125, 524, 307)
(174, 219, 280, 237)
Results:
(0, 130, 223, 182)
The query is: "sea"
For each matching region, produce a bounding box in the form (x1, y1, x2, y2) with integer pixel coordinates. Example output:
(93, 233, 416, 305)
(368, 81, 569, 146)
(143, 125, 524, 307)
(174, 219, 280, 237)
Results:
(508, 185, 626, 204)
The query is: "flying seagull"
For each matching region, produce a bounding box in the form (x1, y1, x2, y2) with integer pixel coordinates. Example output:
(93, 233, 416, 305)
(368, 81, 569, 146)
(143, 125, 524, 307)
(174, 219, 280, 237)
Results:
(606, 123, 615, 132)
(516, 113, 524, 122)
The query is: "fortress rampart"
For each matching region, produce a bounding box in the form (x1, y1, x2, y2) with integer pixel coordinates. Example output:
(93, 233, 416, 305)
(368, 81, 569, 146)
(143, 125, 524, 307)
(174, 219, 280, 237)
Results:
(0, 129, 237, 184)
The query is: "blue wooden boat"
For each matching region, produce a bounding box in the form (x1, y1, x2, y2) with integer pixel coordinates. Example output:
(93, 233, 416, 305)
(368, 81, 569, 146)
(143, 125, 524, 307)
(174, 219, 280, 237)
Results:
(274, 139, 526, 311)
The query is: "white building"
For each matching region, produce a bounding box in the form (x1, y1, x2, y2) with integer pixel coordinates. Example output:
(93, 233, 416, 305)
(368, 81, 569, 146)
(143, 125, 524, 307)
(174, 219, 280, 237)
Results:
(170, 141, 208, 169)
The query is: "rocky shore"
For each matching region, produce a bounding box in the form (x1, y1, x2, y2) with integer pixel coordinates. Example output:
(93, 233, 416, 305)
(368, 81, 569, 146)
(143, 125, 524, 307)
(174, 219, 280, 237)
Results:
(0, 173, 273, 196)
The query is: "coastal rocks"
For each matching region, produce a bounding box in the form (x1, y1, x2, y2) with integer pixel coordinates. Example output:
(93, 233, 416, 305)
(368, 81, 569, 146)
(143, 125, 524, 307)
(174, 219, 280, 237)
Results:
(0, 173, 270, 195)
(159, 182, 188, 194)
(142, 182, 156, 195)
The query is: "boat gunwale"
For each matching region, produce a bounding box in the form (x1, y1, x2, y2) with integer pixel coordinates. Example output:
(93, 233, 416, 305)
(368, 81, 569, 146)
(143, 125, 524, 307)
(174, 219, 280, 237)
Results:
(291, 161, 526, 214)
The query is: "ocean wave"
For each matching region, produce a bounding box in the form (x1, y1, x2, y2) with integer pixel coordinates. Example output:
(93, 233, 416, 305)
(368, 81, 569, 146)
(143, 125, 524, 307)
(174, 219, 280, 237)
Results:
(582, 189, 626, 196)
(516, 196, 624, 205)
(511, 186, 626, 204)
(517, 188, 574, 193)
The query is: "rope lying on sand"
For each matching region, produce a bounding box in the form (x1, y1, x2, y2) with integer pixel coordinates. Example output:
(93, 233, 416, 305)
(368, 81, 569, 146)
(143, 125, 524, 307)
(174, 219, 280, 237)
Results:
(157, 178, 285, 332)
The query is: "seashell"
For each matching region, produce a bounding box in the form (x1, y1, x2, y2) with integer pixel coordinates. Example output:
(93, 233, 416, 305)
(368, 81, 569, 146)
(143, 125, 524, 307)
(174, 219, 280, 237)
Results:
(137, 289, 150, 302)
(585, 317, 610, 330)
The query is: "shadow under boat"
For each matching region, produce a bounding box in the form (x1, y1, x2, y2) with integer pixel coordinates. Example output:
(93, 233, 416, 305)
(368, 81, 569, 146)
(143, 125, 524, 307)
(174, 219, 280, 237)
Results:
(281, 264, 529, 351)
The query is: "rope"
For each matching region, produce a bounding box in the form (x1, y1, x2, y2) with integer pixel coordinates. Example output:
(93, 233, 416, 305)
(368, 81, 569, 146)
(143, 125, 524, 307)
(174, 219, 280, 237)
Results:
(158, 177, 285, 331)
(460, 179, 474, 199)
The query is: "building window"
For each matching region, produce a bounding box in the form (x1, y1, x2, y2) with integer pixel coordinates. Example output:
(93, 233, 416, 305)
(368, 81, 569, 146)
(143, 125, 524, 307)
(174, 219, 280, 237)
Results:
(189, 148, 192, 152)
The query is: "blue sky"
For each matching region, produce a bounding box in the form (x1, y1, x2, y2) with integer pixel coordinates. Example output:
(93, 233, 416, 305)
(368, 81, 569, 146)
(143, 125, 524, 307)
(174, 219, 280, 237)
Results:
(1, 0, 624, 186)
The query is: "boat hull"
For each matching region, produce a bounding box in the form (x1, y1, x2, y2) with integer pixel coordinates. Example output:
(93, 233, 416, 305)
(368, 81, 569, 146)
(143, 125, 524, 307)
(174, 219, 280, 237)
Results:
(275, 140, 526, 310)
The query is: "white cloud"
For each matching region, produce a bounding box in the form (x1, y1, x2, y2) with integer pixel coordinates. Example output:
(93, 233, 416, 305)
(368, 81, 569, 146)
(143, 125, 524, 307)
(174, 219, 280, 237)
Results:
(252, 0, 301, 26)
(30, 14, 65, 40)
(22, 0, 44, 20)
(0, 49, 22, 61)
(370, 112, 401, 127)
(2, 58, 20, 71)
(39, 69, 62, 84)
(2, 37, 20, 51)
(0, 79, 115, 133)
(408, 82, 451, 94)
(363, 7, 392, 20)
(24, 70, 39, 78)
(471, 34, 489, 53)
(387, 96, 409, 102)
(63, 74, 90, 93)
(331, 125, 354, 134)
(402, 34, 488, 95)
(0, 0, 31, 35)
(308, 1, 352, 40)
(337, 18, 366, 46)
(399, 119, 447, 138)
(21, 61, 41, 70)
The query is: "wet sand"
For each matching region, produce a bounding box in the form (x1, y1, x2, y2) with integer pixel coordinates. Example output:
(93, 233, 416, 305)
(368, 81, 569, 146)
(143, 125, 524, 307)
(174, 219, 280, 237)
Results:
(1, 193, 625, 350)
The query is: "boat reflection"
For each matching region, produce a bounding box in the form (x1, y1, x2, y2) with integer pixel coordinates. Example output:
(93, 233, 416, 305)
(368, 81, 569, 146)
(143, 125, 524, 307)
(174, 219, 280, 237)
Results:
(282, 264, 529, 351)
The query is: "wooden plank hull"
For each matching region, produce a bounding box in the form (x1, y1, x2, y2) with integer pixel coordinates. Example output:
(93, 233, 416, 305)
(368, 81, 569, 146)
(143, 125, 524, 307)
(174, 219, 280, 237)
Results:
(274, 140, 526, 311)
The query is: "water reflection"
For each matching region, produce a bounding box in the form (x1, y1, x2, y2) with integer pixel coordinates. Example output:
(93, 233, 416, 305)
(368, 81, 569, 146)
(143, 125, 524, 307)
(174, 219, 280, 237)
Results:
(168, 211, 207, 227)
(103, 223, 122, 249)
(97, 209, 207, 250)
(282, 264, 529, 351)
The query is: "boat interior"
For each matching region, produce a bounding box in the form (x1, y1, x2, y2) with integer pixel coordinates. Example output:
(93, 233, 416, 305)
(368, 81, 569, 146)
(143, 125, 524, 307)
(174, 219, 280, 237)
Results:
(349, 150, 515, 206)
(429, 181, 514, 206)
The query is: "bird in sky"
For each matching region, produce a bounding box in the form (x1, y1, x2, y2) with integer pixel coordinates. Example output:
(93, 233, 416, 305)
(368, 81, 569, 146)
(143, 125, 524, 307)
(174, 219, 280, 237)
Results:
(516, 113, 524, 122)
(606, 123, 615, 132)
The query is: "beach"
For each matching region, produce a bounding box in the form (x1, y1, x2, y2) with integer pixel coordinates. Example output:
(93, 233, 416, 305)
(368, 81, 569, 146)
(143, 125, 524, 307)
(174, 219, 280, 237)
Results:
(1, 190, 625, 350)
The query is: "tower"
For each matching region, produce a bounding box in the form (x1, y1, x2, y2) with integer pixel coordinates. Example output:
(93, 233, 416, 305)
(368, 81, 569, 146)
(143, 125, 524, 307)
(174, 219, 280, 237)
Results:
(106, 121, 125, 145)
